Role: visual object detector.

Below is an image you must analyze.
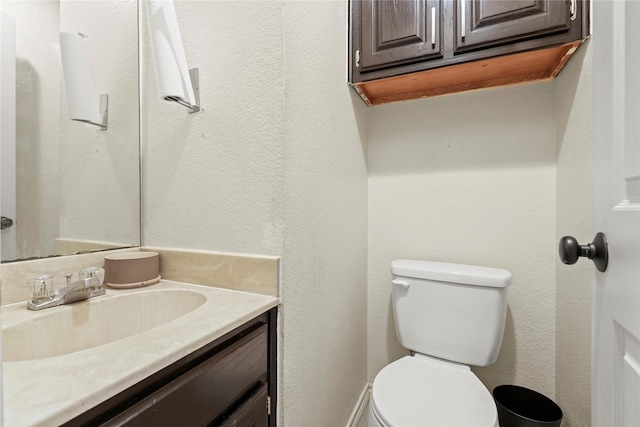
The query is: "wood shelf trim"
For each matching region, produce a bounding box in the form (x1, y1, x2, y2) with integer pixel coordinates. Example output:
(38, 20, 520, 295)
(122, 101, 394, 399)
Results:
(354, 40, 584, 106)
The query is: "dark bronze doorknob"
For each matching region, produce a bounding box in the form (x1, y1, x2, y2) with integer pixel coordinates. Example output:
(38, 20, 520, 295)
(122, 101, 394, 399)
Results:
(1, 216, 13, 230)
(559, 232, 608, 272)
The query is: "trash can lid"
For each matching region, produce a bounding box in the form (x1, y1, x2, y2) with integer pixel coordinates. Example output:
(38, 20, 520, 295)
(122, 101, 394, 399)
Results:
(371, 355, 498, 427)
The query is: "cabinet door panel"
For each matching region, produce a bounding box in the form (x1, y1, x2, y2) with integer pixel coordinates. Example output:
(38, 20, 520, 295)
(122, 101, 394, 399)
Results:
(359, 0, 443, 73)
(102, 325, 268, 426)
(220, 384, 268, 427)
(455, 0, 571, 54)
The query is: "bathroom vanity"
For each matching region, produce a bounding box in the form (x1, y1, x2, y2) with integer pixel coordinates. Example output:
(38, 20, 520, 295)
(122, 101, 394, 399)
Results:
(2, 281, 279, 426)
(67, 308, 276, 426)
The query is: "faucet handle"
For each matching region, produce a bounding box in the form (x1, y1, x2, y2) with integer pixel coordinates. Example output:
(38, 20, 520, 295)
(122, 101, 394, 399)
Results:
(65, 274, 73, 287)
(79, 267, 105, 286)
(28, 275, 55, 301)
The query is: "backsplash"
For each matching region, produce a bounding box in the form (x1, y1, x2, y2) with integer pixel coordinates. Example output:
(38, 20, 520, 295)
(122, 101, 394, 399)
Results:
(1, 247, 279, 305)
(143, 247, 279, 297)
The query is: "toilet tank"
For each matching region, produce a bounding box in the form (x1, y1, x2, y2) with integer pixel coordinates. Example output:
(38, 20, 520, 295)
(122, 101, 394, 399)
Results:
(391, 259, 512, 367)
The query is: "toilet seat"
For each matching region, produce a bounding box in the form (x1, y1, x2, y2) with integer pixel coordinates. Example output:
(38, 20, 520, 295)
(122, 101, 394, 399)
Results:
(371, 355, 498, 427)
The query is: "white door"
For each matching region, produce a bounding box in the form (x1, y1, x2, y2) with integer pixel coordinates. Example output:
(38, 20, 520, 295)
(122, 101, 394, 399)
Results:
(592, 0, 640, 425)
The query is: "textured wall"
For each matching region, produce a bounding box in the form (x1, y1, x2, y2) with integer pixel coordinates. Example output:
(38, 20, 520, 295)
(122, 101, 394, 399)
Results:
(282, 2, 369, 425)
(2, 1, 593, 425)
(140, 1, 592, 424)
(555, 42, 593, 427)
(368, 83, 558, 397)
(141, 0, 285, 256)
(141, 1, 368, 425)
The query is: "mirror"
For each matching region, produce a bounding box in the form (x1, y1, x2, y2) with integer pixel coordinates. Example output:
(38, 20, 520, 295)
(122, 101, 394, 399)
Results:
(0, 0, 140, 263)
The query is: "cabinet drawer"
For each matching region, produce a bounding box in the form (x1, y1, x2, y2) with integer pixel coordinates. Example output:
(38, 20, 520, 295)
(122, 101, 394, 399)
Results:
(219, 384, 268, 427)
(103, 324, 268, 426)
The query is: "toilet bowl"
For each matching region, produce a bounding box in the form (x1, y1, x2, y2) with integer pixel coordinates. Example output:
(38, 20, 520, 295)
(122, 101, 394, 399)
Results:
(368, 260, 511, 427)
(368, 355, 498, 427)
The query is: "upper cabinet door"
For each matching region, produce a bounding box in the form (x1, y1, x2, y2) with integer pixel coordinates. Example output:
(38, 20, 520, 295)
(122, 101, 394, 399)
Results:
(455, 0, 572, 54)
(359, 0, 443, 73)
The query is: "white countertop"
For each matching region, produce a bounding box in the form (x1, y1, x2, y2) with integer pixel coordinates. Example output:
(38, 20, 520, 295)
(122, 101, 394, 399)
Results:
(2, 281, 279, 427)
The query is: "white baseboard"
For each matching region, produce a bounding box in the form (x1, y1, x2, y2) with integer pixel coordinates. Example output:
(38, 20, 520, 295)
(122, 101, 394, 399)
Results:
(346, 383, 372, 427)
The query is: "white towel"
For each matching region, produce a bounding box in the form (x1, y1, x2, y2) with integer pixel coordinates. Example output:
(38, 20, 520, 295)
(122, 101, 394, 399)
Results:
(145, 0, 195, 106)
(59, 32, 102, 125)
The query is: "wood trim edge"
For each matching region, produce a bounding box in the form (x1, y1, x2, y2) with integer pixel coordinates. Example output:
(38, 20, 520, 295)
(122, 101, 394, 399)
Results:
(354, 41, 585, 106)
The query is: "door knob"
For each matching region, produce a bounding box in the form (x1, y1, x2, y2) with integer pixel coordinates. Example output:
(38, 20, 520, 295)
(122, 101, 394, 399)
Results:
(558, 232, 608, 272)
(1, 216, 13, 230)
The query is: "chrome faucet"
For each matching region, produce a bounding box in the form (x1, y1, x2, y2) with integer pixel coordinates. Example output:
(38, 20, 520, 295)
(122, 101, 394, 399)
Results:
(27, 273, 106, 311)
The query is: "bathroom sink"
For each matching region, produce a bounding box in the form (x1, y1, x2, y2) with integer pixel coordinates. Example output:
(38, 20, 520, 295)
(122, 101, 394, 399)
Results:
(2, 288, 206, 362)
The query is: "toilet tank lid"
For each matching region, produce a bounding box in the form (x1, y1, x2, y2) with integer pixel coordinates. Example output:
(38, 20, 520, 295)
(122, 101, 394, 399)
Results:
(391, 259, 512, 288)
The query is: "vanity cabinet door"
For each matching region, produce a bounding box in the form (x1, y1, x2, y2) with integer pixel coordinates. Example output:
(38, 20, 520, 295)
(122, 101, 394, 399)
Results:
(101, 324, 268, 426)
(63, 309, 277, 427)
(455, 0, 572, 54)
(357, 0, 443, 73)
(219, 384, 269, 427)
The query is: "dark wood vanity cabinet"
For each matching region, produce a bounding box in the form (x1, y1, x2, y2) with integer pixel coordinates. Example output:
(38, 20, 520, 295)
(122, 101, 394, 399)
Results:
(350, 0, 590, 105)
(65, 308, 277, 427)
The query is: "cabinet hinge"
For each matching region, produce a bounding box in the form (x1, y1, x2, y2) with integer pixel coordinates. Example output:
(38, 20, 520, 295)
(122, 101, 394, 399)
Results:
(355, 49, 360, 68)
(267, 396, 271, 415)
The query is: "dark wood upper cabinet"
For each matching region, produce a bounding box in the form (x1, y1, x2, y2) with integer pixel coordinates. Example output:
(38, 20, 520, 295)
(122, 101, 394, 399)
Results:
(349, 0, 590, 105)
(455, 0, 571, 53)
(359, 0, 443, 72)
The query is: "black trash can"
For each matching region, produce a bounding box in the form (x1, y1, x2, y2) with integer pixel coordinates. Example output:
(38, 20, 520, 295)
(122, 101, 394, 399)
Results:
(493, 385, 563, 427)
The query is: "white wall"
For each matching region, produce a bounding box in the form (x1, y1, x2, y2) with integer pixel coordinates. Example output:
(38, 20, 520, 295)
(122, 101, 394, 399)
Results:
(367, 44, 594, 425)
(282, 2, 368, 424)
(141, 1, 369, 425)
(140, 1, 592, 424)
(0, 1, 593, 424)
(368, 83, 558, 396)
(141, 0, 285, 256)
(554, 41, 593, 427)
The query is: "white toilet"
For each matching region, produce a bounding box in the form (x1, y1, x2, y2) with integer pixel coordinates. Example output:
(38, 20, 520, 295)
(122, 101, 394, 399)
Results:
(368, 259, 512, 427)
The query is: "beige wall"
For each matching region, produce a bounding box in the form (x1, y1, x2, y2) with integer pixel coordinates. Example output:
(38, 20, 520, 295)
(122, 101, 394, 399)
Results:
(367, 44, 594, 425)
(555, 41, 593, 427)
(2, 1, 593, 425)
(141, 0, 285, 255)
(367, 83, 559, 396)
(140, 1, 368, 426)
(282, 2, 368, 424)
(141, 1, 593, 420)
